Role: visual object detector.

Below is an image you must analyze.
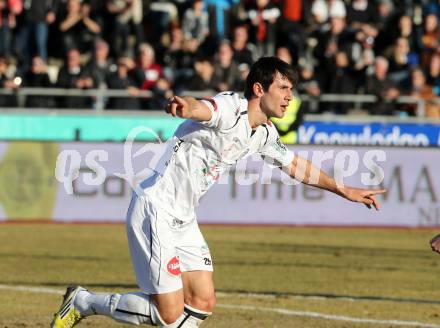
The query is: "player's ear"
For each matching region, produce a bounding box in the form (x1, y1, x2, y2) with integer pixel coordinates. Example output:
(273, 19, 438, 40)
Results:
(253, 82, 264, 98)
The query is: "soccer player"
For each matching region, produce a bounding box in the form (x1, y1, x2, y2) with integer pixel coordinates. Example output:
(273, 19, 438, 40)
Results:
(51, 57, 386, 328)
(430, 234, 440, 254)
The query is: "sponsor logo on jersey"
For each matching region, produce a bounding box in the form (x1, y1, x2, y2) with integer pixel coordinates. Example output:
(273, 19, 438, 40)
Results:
(201, 159, 222, 188)
(167, 256, 181, 276)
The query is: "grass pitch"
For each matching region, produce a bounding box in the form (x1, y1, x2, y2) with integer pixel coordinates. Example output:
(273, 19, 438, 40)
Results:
(0, 223, 439, 327)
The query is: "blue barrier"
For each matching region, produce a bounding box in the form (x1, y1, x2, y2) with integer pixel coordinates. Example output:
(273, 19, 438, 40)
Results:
(299, 121, 440, 147)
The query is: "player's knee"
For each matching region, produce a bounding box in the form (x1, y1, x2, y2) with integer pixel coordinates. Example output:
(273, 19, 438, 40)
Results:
(158, 306, 184, 325)
(153, 290, 185, 325)
(203, 294, 216, 313)
(185, 292, 216, 313)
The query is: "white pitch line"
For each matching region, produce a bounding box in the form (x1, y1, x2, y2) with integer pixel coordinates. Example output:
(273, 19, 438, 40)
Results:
(1, 284, 439, 328)
(217, 304, 440, 328)
(0, 284, 64, 295)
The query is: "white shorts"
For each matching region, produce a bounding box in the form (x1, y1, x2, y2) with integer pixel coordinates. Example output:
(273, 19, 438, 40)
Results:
(126, 193, 213, 295)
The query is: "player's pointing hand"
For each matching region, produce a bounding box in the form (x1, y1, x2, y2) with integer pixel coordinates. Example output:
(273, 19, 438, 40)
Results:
(166, 95, 189, 118)
(340, 187, 387, 210)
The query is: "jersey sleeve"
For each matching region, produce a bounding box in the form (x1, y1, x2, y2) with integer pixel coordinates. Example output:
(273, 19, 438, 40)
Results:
(199, 92, 242, 130)
(259, 124, 295, 168)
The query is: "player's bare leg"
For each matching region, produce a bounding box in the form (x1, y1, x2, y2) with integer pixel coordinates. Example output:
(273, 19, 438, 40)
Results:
(180, 270, 216, 325)
(140, 270, 215, 326)
(152, 289, 185, 324)
(52, 271, 214, 327)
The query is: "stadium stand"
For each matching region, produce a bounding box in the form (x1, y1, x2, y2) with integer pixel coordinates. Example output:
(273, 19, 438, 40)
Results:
(0, 0, 439, 115)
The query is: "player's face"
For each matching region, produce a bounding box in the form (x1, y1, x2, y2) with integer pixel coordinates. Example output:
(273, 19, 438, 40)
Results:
(260, 72, 293, 118)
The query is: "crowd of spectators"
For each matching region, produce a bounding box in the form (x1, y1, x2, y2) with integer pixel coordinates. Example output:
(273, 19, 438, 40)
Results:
(0, 0, 440, 117)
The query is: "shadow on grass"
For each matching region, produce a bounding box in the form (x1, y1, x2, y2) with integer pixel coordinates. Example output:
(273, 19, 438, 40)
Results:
(2, 281, 138, 289)
(0, 252, 105, 261)
(213, 259, 438, 273)
(214, 241, 435, 260)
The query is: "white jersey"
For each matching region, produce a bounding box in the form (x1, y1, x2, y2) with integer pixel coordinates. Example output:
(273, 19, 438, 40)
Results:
(138, 92, 295, 222)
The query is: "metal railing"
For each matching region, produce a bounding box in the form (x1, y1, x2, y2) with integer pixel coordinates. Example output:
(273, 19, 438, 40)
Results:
(0, 87, 435, 117)
(0, 87, 154, 112)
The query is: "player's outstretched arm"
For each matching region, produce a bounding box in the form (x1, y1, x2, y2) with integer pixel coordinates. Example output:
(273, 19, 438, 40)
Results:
(165, 95, 212, 121)
(430, 234, 440, 254)
(287, 156, 386, 210)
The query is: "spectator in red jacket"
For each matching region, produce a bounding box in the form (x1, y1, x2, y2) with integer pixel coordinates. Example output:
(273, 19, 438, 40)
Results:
(134, 42, 164, 91)
(134, 42, 172, 109)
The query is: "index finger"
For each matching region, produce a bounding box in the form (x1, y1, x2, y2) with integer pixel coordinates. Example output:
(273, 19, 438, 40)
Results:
(173, 95, 185, 105)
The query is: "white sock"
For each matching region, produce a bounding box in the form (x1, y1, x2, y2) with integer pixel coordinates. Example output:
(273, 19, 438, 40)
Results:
(74, 291, 211, 327)
(75, 290, 112, 316)
(74, 290, 164, 325)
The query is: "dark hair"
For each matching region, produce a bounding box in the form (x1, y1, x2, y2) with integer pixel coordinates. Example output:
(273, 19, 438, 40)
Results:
(244, 57, 297, 99)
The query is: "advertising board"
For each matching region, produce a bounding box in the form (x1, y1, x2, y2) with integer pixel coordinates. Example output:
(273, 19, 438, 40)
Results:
(0, 141, 438, 227)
